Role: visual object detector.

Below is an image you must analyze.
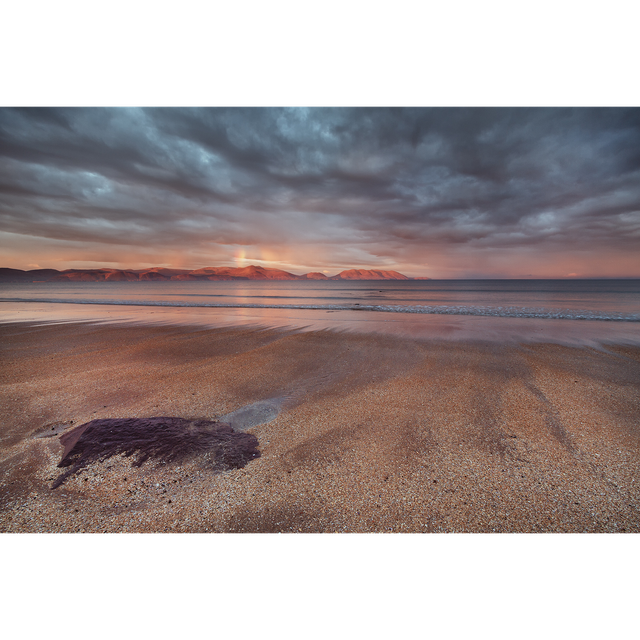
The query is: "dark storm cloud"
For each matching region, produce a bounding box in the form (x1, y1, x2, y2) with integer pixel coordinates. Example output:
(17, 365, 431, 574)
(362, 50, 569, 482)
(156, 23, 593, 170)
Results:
(1, 107, 639, 270)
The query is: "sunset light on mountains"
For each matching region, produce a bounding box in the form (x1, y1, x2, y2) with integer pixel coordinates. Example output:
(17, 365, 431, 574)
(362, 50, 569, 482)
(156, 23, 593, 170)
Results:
(0, 265, 418, 282)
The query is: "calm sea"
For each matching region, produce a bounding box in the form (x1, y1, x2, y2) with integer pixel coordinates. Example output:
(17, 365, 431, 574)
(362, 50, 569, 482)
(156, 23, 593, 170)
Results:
(1, 279, 639, 345)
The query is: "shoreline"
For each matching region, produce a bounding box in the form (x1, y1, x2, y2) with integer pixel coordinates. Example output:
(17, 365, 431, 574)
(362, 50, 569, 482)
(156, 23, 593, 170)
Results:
(1, 321, 639, 533)
(2, 301, 640, 346)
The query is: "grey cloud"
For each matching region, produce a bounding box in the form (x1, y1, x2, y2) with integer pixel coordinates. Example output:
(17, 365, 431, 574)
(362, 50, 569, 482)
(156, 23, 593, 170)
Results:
(1, 107, 639, 271)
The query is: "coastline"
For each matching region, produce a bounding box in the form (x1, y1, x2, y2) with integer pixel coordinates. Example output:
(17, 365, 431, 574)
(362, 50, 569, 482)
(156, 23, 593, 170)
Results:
(1, 321, 639, 533)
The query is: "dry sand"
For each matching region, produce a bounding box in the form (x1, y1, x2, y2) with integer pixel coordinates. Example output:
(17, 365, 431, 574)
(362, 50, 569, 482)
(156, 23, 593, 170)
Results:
(1, 321, 639, 533)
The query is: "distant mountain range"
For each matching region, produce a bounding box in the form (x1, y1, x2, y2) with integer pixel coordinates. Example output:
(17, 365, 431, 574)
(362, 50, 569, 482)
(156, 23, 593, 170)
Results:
(0, 265, 430, 282)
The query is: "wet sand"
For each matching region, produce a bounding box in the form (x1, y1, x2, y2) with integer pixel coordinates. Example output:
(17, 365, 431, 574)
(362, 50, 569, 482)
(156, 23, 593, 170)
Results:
(1, 321, 639, 533)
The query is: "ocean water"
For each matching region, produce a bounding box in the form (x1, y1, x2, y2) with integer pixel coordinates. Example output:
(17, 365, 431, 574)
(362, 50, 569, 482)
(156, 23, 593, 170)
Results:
(1, 279, 639, 345)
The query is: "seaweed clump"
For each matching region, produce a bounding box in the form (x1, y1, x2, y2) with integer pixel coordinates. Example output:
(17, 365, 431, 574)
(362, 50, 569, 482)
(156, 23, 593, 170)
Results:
(52, 417, 260, 489)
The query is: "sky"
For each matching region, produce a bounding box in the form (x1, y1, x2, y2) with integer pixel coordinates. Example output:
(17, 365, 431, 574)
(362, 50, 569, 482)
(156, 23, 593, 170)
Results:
(1, 107, 639, 278)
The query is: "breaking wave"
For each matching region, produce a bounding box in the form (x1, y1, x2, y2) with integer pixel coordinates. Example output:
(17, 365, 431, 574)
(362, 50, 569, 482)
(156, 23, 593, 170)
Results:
(1, 296, 639, 322)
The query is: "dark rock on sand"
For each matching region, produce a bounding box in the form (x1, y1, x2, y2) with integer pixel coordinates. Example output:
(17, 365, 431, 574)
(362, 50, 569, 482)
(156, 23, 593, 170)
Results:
(52, 417, 260, 489)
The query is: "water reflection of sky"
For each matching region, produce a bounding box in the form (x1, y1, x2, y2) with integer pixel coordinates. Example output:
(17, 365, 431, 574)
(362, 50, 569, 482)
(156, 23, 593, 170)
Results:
(2, 300, 640, 347)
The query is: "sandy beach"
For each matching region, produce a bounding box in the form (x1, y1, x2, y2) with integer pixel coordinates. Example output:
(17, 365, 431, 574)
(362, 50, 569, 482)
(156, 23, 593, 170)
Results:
(1, 321, 639, 533)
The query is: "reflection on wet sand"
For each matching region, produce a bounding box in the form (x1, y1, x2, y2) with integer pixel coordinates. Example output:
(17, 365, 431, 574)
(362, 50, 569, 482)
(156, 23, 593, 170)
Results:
(1, 300, 640, 346)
